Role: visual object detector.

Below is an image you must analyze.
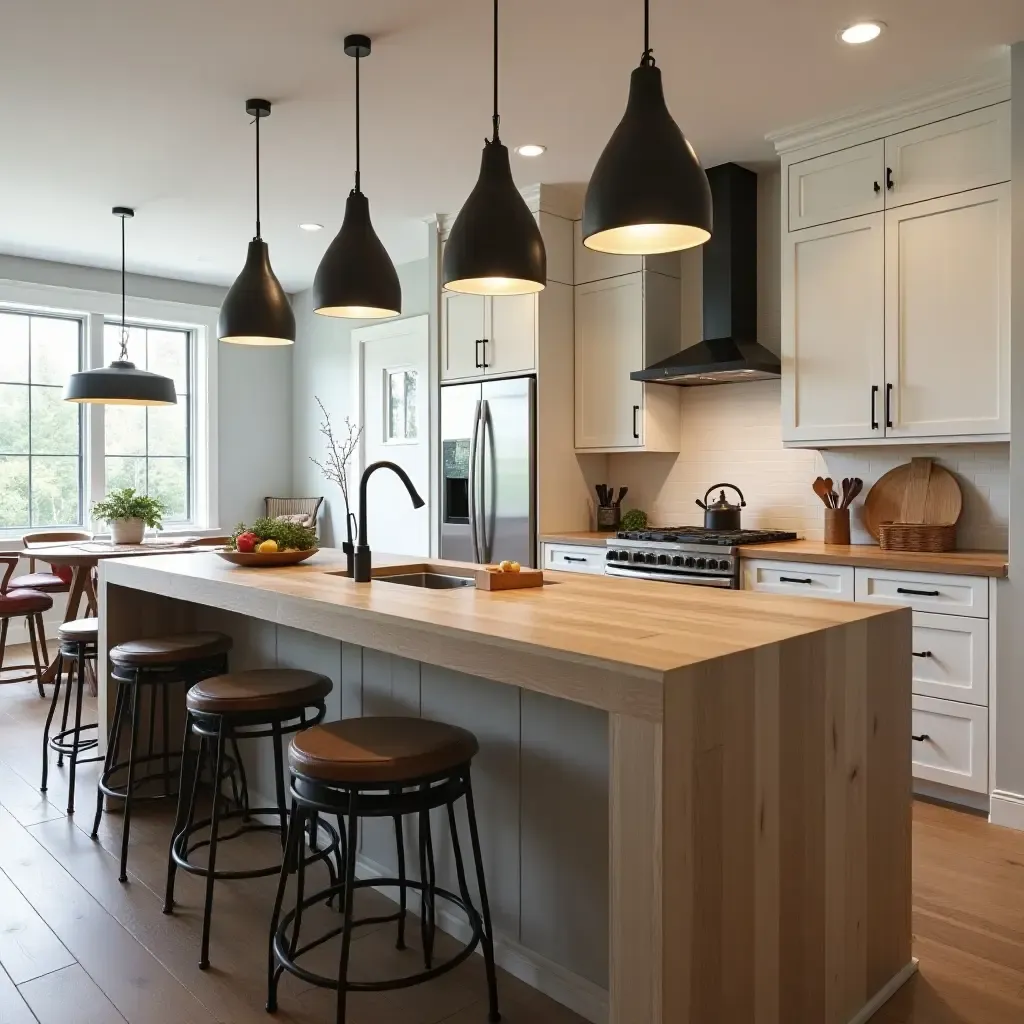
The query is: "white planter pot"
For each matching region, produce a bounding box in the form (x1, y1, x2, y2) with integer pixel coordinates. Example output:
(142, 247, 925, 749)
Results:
(109, 518, 145, 545)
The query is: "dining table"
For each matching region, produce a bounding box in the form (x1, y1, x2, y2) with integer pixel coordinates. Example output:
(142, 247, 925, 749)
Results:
(18, 537, 226, 684)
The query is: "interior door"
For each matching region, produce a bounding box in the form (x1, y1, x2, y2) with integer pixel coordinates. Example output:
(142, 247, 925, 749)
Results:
(354, 315, 430, 556)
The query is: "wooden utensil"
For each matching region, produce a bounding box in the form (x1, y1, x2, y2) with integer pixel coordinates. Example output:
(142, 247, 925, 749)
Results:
(822, 477, 834, 507)
(862, 460, 962, 540)
(845, 478, 863, 507)
(812, 477, 833, 508)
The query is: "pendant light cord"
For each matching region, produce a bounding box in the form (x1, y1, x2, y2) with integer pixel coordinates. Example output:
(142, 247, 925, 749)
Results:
(641, 0, 655, 66)
(254, 107, 262, 239)
(491, 0, 500, 141)
(354, 49, 361, 192)
(119, 213, 128, 360)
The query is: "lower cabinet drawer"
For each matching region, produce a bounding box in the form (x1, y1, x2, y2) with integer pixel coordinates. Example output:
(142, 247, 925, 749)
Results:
(855, 568, 988, 618)
(912, 695, 988, 794)
(741, 559, 854, 601)
(542, 543, 607, 575)
(912, 612, 988, 706)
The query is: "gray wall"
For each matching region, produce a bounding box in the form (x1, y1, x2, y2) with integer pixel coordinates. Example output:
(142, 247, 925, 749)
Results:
(0, 253, 292, 530)
(290, 257, 431, 545)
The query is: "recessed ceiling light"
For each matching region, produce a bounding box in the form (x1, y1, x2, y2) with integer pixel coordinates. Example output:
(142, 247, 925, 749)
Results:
(515, 144, 546, 158)
(299, 222, 324, 232)
(839, 21, 885, 44)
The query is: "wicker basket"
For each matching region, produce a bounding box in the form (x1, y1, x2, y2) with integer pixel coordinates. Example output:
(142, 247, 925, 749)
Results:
(877, 522, 957, 553)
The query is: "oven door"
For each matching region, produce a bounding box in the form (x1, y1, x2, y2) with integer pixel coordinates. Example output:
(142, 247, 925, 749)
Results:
(605, 565, 735, 588)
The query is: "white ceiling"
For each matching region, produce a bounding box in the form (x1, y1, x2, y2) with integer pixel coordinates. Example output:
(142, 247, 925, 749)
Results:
(1, 0, 1020, 293)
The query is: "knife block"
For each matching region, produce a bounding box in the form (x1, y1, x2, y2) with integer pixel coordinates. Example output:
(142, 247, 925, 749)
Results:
(824, 507, 851, 546)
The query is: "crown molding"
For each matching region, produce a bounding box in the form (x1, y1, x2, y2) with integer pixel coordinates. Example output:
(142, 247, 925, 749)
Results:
(767, 64, 1011, 155)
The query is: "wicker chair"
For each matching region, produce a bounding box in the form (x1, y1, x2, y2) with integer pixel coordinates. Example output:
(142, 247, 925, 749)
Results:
(264, 497, 323, 530)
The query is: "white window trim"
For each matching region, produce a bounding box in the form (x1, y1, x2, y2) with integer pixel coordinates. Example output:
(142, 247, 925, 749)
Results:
(0, 276, 219, 539)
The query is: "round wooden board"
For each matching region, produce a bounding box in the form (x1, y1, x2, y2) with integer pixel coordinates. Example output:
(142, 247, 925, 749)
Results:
(862, 465, 962, 540)
(216, 548, 318, 567)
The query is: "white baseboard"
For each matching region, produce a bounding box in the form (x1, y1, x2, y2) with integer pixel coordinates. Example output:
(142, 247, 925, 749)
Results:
(355, 852, 609, 1024)
(847, 959, 918, 1024)
(989, 790, 1024, 831)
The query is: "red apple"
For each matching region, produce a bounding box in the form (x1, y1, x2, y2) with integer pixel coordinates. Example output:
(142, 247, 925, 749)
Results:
(235, 531, 258, 553)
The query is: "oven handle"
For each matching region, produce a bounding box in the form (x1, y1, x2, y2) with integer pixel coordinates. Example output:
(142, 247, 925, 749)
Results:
(605, 566, 735, 588)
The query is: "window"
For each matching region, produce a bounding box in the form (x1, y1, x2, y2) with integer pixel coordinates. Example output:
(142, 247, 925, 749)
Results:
(385, 368, 419, 443)
(0, 311, 82, 529)
(103, 323, 191, 523)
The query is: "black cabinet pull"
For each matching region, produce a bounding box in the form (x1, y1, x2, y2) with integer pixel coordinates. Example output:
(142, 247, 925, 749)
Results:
(912, 650, 933, 659)
(885, 382, 893, 428)
(870, 384, 879, 430)
(780, 576, 814, 585)
(632, 404, 639, 440)
(873, 180, 881, 194)
(480, 338, 489, 369)
(898, 587, 940, 597)
(562, 555, 587, 563)
(912, 734, 930, 743)
(886, 167, 894, 190)
(474, 339, 483, 369)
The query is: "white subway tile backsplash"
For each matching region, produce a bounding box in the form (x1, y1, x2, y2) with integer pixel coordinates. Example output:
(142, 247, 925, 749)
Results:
(606, 380, 1008, 549)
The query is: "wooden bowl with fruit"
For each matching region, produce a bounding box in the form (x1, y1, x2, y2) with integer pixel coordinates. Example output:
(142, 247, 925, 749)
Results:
(217, 518, 319, 567)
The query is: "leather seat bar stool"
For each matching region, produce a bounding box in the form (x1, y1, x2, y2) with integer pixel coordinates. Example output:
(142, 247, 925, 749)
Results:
(92, 632, 233, 883)
(41, 618, 102, 814)
(164, 668, 342, 971)
(267, 717, 501, 1024)
(0, 557, 52, 696)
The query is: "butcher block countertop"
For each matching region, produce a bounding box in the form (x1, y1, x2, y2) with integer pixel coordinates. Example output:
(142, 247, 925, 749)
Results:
(540, 531, 613, 547)
(738, 540, 1008, 578)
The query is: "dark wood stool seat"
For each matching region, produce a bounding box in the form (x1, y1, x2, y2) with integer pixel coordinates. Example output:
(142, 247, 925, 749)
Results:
(288, 717, 480, 785)
(0, 588, 54, 695)
(186, 668, 332, 716)
(1, 589, 54, 615)
(110, 632, 232, 668)
(57, 617, 98, 644)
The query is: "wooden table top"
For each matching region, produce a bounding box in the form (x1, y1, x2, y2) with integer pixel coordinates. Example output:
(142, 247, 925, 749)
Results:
(21, 538, 213, 566)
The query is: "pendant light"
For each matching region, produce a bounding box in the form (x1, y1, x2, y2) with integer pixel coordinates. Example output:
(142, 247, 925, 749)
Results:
(64, 208, 177, 406)
(442, 0, 546, 296)
(581, 0, 712, 255)
(313, 35, 401, 319)
(218, 99, 296, 345)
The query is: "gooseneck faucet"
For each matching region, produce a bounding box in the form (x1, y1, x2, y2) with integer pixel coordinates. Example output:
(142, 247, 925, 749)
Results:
(354, 460, 425, 582)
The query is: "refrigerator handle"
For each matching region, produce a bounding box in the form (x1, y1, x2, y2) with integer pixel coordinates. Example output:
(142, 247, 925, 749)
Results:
(480, 399, 494, 564)
(468, 399, 482, 563)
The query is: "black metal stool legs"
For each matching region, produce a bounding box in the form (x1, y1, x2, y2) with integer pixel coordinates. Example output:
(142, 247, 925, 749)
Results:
(266, 797, 302, 1013)
(419, 796, 437, 970)
(335, 789, 360, 1024)
(66, 643, 88, 814)
(465, 773, 501, 1023)
(394, 807, 407, 950)
(199, 716, 227, 970)
(119, 671, 144, 882)
(40, 653, 64, 793)
(91, 680, 127, 839)
(57, 656, 74, 766)
(164, 712, 204, 914)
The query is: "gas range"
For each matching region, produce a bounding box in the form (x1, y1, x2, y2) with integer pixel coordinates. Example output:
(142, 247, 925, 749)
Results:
(605, 526, 798, 588)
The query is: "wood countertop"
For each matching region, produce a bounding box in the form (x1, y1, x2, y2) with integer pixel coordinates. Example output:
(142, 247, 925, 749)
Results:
(737, 539, 1008, 577)
(540, 531, 614, 547)
(101, 548, 899, 720)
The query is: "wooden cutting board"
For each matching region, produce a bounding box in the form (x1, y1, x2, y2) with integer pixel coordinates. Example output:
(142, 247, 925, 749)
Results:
(862, 458, 962, 540)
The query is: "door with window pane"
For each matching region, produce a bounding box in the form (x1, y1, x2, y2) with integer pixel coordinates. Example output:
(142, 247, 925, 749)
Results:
(103, 324, 191, 522)
(0, 312, 82, 529)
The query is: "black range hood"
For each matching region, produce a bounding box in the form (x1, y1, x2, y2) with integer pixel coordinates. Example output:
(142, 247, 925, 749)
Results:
(631, 162, 781, 387)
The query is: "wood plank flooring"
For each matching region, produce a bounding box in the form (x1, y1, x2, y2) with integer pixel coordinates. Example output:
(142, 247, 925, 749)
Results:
(2, 653, 1024, 1023)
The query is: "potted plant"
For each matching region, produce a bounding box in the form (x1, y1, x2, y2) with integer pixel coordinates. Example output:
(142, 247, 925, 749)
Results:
(92, 487, 168, 545)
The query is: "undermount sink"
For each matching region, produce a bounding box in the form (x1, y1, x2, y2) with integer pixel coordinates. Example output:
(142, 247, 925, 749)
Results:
(375, 571, 475, 590)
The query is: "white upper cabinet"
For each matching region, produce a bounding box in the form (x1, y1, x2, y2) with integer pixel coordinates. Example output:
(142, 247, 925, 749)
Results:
(442, 292, 486, 381)
(440, 292, 537, 382)
(788, 140, 885, 230)
(884, 184, 1010, 438)
(487, 294, 538, 377)
(883, 104, 1010, 208)
(781, 213, 884, 442)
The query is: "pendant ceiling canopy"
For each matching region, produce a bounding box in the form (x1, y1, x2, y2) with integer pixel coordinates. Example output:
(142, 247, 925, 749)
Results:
(218, 99, 296, 345)
(581, 0, 712, 255)
(313, 34, 401, 319)
(64, 208, 177, 406)
(442, 0, 546, 296)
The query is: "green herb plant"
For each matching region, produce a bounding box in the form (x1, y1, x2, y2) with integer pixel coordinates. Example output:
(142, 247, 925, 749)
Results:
(92, 488, 168, 529)
(231, 517, 318, 552)
(619, 508, 649, 532)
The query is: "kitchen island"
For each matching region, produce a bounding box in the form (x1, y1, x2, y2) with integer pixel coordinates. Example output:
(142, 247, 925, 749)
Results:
(98, 548, 913, 1024)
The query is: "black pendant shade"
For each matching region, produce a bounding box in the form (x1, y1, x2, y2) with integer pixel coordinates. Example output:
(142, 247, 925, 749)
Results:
(219, 99, 295, 345)
(582, 1, 712, 255)
(64, 207, 177, 407)
(442, 0, 546, 296)
(442, 139, 546, 295)
(218, 237, 296, 344)
(313, 34, 401, 319)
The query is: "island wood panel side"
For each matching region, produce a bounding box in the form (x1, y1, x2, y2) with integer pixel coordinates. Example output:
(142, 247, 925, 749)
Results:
(659, 608, 912, 1024)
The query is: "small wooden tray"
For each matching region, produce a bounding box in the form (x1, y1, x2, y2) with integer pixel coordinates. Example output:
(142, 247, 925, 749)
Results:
(475, 566, 544, 591)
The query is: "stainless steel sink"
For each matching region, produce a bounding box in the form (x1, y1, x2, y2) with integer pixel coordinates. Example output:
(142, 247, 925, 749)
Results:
(375, 572, 475, 590)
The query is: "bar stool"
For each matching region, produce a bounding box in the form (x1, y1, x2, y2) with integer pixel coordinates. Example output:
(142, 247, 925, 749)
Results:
(267, 717, 500, 1024)
(92, 632, 233, 882)
(40, 617, 102, 813)
(164, 668, 342, 970)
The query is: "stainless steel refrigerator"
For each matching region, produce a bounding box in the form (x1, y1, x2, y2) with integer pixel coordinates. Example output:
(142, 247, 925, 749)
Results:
(440, 376, 536, 568)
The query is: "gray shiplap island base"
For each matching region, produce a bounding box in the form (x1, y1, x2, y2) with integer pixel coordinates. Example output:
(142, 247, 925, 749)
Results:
(99, 548, 915, 1024)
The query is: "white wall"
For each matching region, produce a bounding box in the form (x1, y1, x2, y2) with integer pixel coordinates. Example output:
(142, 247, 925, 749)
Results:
(290, 258, 431, 546)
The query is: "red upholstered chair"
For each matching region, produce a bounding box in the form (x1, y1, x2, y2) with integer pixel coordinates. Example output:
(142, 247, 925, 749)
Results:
(0, 556, 53, 697)
(20, 531, 91, 593)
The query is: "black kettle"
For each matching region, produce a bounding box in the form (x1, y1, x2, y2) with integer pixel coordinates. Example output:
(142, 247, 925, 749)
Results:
(696, 483, 746, 531)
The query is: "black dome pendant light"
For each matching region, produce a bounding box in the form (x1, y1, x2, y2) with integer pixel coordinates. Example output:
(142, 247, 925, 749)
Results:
(64, 208, 177, 406)
(442, 0, 546, 296)
(218, 99, 296, 345)
(582, 0, 712, 255)
(313, 35, 401, 319)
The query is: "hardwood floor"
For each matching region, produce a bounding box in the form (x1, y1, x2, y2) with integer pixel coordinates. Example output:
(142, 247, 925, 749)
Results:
(1, 652, 1024, 1023)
